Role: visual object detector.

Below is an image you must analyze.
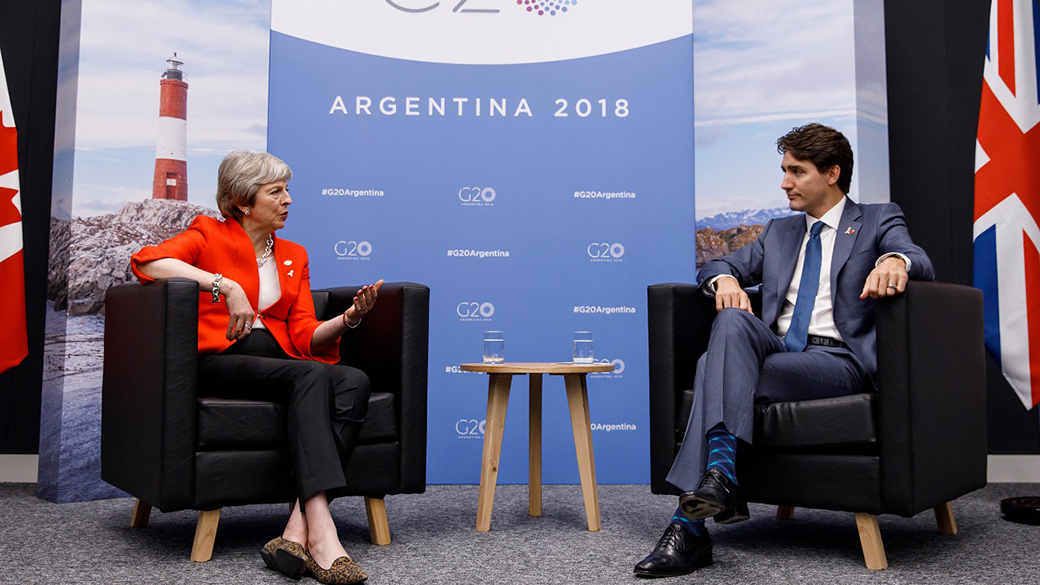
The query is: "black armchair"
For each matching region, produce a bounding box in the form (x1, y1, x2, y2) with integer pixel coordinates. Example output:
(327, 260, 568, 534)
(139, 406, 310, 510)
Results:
(101, 278, 429, 561)
(647, 281, 986, 569)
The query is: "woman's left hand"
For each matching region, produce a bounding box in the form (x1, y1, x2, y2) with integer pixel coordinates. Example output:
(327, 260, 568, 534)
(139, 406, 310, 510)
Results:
(344, 280, 384, 326)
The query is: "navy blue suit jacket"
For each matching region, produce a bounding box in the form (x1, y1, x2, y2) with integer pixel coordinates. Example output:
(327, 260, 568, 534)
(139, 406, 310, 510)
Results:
(697, 199, 935, 383)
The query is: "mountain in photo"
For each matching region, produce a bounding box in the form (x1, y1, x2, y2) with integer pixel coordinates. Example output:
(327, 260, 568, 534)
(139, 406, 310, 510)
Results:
(696, 207, 794, 230)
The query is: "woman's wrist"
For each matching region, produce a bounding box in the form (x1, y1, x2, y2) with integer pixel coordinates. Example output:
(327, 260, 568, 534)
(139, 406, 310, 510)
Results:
(342, 307, 362, 329)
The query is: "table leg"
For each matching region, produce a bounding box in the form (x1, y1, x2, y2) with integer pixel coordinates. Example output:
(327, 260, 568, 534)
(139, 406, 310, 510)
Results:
(564, 373, 601, 531)
(529, 373, 543, 517)
(476, 373, 512, 532)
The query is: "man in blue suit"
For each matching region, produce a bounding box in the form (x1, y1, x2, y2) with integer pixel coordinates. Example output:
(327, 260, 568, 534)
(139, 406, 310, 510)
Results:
(635, 123, 935, 577)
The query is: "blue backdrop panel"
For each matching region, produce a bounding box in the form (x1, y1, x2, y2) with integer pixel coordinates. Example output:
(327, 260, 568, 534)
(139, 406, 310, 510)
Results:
(269, 30, 694, 484)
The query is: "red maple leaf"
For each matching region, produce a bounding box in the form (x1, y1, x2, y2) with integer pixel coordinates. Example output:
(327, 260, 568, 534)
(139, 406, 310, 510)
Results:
(0, 110, 19, 228)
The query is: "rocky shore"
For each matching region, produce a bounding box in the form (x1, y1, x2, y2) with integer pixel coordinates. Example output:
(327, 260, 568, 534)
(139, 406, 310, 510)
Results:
(47, 199, 220, 315)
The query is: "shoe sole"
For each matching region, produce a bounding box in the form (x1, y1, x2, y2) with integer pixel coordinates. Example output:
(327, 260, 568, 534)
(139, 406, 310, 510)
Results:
(678, 495, 725, 521)
(633, 550, 713, 578)
(713, 507, 750, 524)
(261, 547, 307, 580)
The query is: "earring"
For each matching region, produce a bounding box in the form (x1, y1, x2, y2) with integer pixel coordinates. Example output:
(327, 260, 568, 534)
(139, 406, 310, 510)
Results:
(243, 209, 250, 215)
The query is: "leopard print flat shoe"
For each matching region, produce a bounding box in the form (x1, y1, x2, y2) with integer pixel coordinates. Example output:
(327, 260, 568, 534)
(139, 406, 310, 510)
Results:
(261, 536, 308, 580)
(304, 551, 368, 585)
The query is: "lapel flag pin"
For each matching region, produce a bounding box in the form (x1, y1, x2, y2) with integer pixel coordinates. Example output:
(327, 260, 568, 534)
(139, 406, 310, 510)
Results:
(844, 227, 855, 235)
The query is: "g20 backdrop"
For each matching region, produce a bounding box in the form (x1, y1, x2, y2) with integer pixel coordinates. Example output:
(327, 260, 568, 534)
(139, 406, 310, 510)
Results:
(269, 0, 695, 484)
(39, 0, 877, 500)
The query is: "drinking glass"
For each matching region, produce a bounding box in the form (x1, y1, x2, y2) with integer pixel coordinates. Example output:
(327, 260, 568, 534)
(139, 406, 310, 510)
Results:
(483, 330, 505, 364)
(573, 331, 594, 364)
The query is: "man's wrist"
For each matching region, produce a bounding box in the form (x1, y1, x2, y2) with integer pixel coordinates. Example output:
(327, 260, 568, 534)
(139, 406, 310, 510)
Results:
(703, 275, 738, 297)
(876, 252, 911, 272)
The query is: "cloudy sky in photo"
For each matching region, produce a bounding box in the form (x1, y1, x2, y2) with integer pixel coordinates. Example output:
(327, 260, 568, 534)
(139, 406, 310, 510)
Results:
(66, 0, 270, 217)
(58, 0, 883, 220)
(692, 0, 883, 219)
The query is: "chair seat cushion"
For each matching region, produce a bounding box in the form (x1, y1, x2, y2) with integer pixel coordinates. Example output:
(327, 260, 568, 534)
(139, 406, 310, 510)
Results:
(197, 391, 398, 451)
(678, 390, 877, 451)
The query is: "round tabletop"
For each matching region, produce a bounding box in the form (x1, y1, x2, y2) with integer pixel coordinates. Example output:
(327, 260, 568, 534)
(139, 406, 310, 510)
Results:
(459, 362, 615, 374)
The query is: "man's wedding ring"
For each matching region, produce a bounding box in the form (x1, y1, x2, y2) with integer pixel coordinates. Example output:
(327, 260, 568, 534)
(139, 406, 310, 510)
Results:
(887, 284, 897, 290)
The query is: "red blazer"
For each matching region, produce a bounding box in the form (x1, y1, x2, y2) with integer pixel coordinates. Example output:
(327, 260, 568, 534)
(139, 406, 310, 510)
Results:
(131, 215, 339, 363)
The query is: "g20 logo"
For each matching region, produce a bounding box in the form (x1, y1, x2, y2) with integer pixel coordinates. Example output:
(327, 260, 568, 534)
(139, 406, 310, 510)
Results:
(592, 358, 625, 375)
(587, 242, 625, 259)
(456, 418, 486, 436)
(457, 302, 495, 319)
(334, 240, 373, 257)
(386, 0, 499, 14)
(459, 187, 497, 203)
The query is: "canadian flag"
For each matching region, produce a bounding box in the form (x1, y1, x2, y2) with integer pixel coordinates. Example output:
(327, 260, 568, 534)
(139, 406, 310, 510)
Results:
(0, 48, 27, 374)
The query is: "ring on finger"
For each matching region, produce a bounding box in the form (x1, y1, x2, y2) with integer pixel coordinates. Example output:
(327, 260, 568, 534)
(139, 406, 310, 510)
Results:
(886, 284, 898, 290)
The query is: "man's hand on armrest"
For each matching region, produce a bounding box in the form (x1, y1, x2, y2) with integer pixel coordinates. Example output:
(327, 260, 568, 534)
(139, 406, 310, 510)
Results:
(860, 255, 909, 299)
(714, 276, 753, 315)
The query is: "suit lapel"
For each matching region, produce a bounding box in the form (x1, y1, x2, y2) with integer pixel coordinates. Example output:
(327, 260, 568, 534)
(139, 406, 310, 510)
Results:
(831, 198, 862, 295)
(225, 218, 259, 309)
(772, 217, 805, 323)
(271, 235, 292, 309)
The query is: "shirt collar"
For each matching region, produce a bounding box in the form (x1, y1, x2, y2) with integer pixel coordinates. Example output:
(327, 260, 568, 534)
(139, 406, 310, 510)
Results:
(806, 196, 846, 233)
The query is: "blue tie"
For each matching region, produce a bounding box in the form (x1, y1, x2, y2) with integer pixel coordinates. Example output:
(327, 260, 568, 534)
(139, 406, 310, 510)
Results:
(785, 221, 824, 353)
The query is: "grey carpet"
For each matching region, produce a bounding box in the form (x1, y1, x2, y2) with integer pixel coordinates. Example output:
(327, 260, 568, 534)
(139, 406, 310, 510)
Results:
(1, 483, 1038, 584)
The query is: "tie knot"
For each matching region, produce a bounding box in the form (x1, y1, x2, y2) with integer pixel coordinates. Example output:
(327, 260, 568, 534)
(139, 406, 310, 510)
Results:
(809, 221, 824, 238)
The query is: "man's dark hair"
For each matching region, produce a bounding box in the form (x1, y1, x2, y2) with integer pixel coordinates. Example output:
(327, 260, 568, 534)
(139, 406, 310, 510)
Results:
(776, 123, 854, 194)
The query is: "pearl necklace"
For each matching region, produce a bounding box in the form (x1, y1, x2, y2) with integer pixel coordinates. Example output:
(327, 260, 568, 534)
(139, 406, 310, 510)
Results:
(257, 234, 274, 267)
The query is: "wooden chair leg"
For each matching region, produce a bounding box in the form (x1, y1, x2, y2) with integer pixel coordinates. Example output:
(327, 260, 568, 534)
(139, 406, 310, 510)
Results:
(190, 509, 221, 563)
(365, 497, 391, 545)
(934, 502, 957, 535)
(854, 512, 888, 570)
(776, 505, 795, 520)
(130, 498, 151, 528)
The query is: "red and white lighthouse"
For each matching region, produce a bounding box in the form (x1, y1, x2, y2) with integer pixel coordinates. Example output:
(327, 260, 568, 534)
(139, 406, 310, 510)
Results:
(152, 53, 188, 200)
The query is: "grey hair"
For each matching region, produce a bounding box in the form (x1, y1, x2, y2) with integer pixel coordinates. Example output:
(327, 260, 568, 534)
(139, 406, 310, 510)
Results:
(215, 150, 293, 218)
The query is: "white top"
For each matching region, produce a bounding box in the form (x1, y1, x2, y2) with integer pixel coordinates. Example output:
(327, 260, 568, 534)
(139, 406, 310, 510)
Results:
(250, 259, 281, 330)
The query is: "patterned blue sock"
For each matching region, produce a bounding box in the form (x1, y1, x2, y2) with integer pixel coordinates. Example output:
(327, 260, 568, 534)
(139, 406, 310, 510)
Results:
(672, 505, 706, 536)
(706, 424, 738, 484)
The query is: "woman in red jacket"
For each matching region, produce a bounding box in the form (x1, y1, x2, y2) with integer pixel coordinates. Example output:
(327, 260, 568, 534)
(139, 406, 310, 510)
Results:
(132, 150, 379, 585)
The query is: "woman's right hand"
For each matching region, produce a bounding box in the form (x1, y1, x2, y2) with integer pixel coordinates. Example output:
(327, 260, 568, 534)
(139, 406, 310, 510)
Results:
(222, 279, 256, 340)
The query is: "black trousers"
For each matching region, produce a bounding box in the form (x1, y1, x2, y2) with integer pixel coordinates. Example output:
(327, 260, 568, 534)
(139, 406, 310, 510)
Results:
(197, 329, 371, 501)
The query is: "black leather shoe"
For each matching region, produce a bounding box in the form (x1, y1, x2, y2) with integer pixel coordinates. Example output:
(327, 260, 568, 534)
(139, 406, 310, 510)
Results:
(679, 468, 749, 524)
(634, 523, 713, 577)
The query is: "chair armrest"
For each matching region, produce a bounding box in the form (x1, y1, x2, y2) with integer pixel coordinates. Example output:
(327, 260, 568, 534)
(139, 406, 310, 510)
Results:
(875, 281, 987, 515)
(101, 278, 200, 511)
(647, 282, 764, 494)
(318, 282, 430, 493)
(647, 283, 717, 494)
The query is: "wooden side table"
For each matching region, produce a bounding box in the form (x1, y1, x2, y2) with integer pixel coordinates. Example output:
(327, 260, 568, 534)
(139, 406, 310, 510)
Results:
(459, 362, 615, 532)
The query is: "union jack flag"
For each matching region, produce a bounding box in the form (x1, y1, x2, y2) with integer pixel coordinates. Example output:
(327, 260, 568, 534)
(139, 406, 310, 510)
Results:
(974, 0, 1040, 409)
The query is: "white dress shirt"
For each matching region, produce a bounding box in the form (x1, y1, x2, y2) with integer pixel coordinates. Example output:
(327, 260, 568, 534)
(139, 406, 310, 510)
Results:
(775, 197, 846, 340)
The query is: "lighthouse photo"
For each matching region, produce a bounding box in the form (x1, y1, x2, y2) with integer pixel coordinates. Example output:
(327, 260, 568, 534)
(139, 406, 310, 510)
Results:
(153, 53, 188, 201)
(40, 0, 271, 503)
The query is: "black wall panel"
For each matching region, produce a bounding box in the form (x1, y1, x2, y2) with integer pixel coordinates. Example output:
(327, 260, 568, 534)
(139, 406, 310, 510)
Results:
(0, 0, 60, 453)
(884, 0, 1038, 453)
